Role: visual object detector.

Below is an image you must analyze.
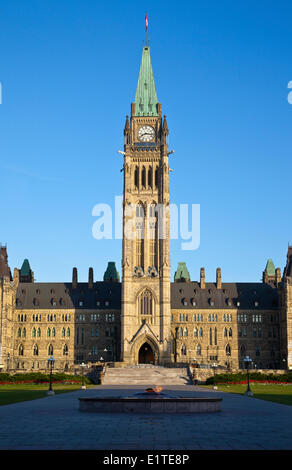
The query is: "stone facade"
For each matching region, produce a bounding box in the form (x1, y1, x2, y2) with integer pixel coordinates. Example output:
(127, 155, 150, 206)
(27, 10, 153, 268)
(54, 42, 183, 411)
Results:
(0, 44, 291, 373)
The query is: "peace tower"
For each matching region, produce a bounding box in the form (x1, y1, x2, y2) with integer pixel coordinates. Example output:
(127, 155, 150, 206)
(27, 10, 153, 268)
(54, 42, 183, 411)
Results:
(120, 42, 172, 365)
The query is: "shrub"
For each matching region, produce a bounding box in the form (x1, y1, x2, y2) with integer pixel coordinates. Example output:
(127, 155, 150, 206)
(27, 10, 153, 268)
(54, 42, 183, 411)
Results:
(0, 372, 93, 385)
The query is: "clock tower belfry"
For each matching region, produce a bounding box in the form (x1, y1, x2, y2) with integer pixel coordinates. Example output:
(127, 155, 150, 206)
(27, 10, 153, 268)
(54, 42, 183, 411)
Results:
(120, 42, 172, 365)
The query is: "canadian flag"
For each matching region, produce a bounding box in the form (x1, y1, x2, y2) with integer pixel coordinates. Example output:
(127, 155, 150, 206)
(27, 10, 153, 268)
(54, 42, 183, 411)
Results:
(145, 13, 148, 30)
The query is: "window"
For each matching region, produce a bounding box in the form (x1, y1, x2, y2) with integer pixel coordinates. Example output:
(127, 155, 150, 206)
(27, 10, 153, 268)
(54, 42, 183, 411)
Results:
(184, 327, 188, 337)
(33, 344, 38, 356)
(18, 344, 24, 356)
(32, 327, 36, 338)
(138, 289, 153, 316)
(196, 344, 201, 356)
(48, 344, 53, 356)
(194, 327, 198, 337)
(37, 328, 41, 337)
(226, 344, 231, 355)
(67, 327, 70, 337)
(181, 345, 187, 356)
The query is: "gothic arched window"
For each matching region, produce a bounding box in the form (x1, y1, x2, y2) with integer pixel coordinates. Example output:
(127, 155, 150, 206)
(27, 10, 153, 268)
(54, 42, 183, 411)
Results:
(138, 289, 153, 316)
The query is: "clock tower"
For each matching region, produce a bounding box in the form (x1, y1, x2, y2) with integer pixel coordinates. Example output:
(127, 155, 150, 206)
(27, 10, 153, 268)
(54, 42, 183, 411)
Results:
(120, 42, 172, 365)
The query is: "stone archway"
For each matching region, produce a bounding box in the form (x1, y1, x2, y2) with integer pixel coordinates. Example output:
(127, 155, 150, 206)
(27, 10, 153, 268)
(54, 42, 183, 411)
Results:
(138, 342, 154, 364)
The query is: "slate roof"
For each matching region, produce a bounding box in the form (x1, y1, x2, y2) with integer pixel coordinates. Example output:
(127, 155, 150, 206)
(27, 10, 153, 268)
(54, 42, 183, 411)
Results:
(15, 282, 122, 310)
(170, 281, 280, 310)
(15, 280, 280, 311)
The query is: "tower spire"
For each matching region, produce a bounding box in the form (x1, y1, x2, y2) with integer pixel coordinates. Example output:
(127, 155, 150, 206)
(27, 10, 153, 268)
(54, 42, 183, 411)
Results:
(134, 43, 158, 117)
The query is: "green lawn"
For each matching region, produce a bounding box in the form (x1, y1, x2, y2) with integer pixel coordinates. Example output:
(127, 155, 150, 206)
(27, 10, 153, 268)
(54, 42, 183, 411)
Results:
(205, 383, 292, 406)
(0, 383, 96, 406)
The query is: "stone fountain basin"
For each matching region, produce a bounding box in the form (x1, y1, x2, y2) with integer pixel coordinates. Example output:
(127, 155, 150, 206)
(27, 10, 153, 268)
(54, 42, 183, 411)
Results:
(78, 394, 222, 414)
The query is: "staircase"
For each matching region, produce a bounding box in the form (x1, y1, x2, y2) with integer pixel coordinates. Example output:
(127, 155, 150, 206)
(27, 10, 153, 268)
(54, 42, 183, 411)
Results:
(102, 365, 192, 386)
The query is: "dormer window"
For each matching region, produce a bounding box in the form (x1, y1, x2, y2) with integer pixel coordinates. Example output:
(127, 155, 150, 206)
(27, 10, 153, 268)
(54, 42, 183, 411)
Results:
(227, 298, 232, 307)
(105, 301, 110, 307)
(237, 301, 240, 307)
(254, 301, 259, 307)
(33, 298, 40, 307)
(79, 300, 84, 307)
(192, 299, 197, 307)
(59, 298, 65, 306)
(182, 298, 188, 306)
(51, 298, 57, 307)
(209, 299, 215, 307)
(96, 301, 101, 307)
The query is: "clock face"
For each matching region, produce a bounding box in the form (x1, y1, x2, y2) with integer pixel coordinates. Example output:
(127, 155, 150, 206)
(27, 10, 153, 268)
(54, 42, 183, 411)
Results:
(138, 125, 155, 142)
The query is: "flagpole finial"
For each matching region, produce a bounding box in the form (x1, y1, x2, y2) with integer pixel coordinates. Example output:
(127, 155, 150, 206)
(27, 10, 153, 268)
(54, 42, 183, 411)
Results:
(145, 12, 148, 46)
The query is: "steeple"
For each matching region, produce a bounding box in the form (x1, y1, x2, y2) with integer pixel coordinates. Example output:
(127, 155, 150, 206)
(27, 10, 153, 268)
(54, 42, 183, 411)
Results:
(134, 43, 158, 116)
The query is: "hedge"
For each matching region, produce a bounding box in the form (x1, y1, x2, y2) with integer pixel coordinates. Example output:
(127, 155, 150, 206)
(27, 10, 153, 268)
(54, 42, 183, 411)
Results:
(205, 371, 292, 385)
(0, 372, 94, 385)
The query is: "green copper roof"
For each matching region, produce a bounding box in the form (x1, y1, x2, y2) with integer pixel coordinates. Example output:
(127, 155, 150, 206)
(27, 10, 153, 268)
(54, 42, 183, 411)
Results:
(20, 259, 31, 276)
(103, 262, 120, 282)
(174, 262, 190, 282)
(265, 259, 276, 276)
(134, 45, 158, 116)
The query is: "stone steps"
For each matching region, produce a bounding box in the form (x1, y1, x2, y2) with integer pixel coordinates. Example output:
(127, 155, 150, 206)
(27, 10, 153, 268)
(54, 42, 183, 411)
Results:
(102, 366, 191, 385)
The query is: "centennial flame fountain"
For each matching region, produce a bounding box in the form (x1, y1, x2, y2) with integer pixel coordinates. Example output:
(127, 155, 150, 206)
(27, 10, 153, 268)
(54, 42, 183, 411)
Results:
(78, 385, 222, 414)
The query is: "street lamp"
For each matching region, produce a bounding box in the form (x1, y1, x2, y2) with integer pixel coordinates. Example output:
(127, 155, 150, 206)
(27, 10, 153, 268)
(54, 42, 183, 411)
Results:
(80, 362, 86, 390)
(244, 356, 253, 396)
(47, 355, 55, 396)
(212, 362, 218, 390)
(226, 351, 231, 371)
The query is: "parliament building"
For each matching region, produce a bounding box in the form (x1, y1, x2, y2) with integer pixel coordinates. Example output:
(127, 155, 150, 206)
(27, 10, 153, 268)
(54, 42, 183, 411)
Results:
(0, 43, 292, 374)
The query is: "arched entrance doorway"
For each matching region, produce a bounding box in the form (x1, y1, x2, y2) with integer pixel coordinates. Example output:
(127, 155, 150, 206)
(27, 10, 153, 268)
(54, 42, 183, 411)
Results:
(138, 342, 154, 364)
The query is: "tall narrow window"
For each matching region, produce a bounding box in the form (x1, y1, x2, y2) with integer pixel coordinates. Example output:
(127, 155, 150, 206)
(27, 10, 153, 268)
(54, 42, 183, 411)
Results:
(142, 166, 146, 187)
(134, 166, 139, 188)
(148, 166, 153, 188)
(136, 203, 144, 268)
(155, 166, 159, 188)
(209, 328, 212, 345)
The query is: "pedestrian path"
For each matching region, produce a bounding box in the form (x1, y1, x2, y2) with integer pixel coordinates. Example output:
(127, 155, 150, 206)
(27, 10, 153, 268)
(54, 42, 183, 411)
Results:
(0, 384, 291, 450)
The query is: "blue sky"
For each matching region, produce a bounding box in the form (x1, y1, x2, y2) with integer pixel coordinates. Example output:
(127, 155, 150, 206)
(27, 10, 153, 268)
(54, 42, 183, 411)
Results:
(0, 0, 291, 283)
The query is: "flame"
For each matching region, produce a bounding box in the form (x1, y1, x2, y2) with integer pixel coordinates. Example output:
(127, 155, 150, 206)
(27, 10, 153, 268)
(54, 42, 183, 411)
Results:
(145, 385, 163, 394)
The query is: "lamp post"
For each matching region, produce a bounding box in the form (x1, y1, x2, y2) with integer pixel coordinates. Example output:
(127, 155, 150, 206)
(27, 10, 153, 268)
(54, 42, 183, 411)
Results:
(80, 362, 86, 390)
(212, 362, 218, 390)
(47, 355, 55, 396)
(104, 348, 108, 364)
(226, 351, 231, 371)
(192, 357, 198, 385)
(244, 355, 253, 396)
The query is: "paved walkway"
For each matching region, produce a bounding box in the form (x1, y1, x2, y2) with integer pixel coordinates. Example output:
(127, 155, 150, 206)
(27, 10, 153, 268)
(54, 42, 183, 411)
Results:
(0, 384, 291, 450)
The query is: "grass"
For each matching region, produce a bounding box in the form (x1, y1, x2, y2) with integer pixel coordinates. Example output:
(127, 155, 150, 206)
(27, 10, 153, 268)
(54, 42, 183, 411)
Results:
(205, 383, 292, 406)
(0, 383, 96, 406)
